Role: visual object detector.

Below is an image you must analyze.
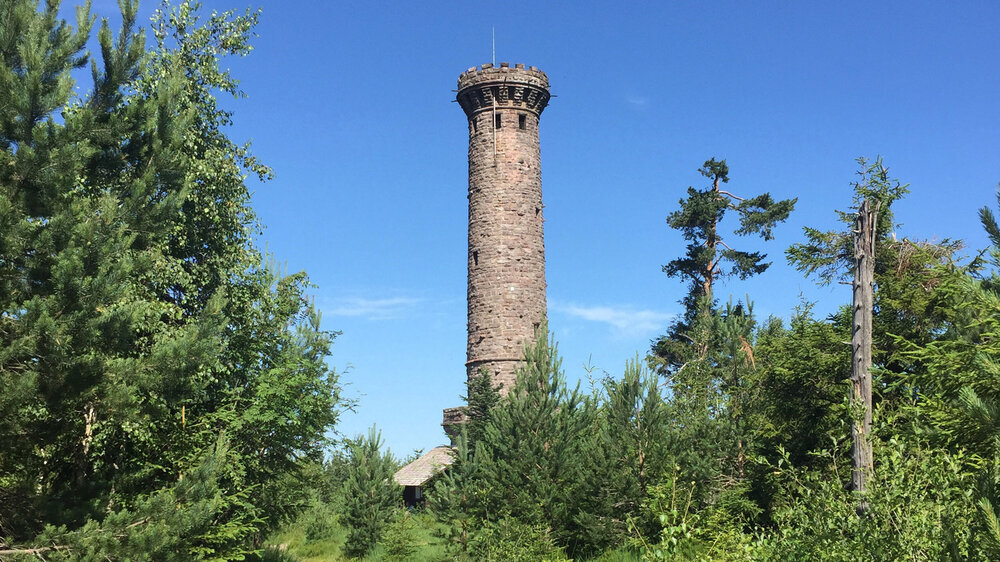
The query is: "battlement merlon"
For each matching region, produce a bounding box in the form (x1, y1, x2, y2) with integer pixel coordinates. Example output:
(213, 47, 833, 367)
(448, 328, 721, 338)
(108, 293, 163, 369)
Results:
(457, 62, 551, 119)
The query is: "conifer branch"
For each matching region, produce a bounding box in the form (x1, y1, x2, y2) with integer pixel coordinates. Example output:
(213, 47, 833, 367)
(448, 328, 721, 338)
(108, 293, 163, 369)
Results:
(0, 545, 71, 556)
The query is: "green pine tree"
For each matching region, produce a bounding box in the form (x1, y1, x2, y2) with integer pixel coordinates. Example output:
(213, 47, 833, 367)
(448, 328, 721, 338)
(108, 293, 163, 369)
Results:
(426, 434, 480, 556)
(461, 367, 502, 454)
(469, 329, 596, 557)
(589, 356, 672, 543)
(899, 188, 1000, 557)
(653, 157, 795, 371)
(341, 427, 400, 559)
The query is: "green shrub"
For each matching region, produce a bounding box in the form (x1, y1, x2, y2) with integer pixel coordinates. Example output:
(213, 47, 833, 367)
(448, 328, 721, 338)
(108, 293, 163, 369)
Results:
(254, 545, 299, 562)
(467, 517, 568, 561)
(586, 546, 642, 561)
(382, 510, 419, 560)
(299, 502, 338, 543)
(752, 438, 973, 560)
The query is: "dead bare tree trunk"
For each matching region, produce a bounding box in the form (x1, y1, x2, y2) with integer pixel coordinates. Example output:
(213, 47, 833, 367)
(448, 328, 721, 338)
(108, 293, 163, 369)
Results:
(851, 198, 878, 515)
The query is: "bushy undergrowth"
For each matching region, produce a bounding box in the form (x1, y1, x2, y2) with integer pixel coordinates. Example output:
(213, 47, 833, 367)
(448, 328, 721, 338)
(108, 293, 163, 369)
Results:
(630, 436, 976, 561)
(466, 517, 569, 561)
(262, 507, 447, 561)
(753, 440, 973, 560)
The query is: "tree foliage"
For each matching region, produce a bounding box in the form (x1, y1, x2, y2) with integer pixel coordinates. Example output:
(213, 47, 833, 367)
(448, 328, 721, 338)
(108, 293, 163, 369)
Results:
(593, 356, 672, 539)
(461, 367, 501, 453)
(786, 156, 909, 285)
(0, 1, 341, 557)
(654, 158, 795, 372)
(471, 330, 594, 554)
(663, 159, 796, 300)
(341, 427, 400, 559)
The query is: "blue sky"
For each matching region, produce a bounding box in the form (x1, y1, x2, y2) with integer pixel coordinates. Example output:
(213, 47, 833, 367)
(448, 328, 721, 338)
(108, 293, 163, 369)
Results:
(82, 0, 999, 456)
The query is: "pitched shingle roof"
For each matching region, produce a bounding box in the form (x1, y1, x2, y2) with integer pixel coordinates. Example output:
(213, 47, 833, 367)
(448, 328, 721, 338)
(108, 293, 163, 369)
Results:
(393, 446, 455, 487)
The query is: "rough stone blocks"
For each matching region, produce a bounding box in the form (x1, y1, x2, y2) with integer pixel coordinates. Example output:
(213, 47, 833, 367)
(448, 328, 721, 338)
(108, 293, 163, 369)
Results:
(457, 64, 550, 394)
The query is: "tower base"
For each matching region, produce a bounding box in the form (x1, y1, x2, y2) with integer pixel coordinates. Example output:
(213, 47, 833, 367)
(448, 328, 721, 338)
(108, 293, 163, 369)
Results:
(441, 407, 467, 447)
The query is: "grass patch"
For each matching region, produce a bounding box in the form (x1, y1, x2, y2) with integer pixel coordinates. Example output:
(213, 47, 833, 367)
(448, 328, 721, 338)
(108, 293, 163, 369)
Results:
(263, 506, 638, 561)
(263, 507, 448, 561)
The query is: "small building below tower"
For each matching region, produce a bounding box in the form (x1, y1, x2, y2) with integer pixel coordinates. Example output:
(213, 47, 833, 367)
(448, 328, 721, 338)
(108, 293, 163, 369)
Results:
(392, 446, 455, 507)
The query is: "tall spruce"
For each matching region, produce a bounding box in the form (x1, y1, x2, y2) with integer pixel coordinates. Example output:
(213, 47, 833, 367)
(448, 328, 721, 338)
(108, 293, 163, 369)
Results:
(787, 158, 956, 402)
(786, 157, 908, 284)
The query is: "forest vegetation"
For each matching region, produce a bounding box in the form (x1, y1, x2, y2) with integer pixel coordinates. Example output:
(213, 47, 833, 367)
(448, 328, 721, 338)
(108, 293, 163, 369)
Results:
(2, 1, 999, 560)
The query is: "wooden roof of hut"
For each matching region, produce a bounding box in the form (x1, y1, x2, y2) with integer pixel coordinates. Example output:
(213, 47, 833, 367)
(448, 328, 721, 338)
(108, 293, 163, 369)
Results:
(393, 446, 455, 487)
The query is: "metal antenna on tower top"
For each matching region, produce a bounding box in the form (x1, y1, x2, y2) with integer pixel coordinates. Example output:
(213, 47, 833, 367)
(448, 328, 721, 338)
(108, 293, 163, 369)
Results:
(491, 27, 495, 66)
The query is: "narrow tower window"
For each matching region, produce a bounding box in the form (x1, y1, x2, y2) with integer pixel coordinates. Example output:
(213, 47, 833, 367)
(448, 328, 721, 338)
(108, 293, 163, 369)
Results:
(494, 113, 502, 129)
(472, 117, 478, 132)
(519, 114, 526, 130)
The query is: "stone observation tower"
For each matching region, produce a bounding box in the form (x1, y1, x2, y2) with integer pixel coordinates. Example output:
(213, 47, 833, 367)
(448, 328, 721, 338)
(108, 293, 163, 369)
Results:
(458, 62, 551, 391)
(397, 63, 552, 496)
(443, 62, 551, 436)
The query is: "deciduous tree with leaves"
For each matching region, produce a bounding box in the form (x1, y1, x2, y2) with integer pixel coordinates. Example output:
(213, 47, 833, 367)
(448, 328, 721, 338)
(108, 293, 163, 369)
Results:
(0, 1, 342, 557)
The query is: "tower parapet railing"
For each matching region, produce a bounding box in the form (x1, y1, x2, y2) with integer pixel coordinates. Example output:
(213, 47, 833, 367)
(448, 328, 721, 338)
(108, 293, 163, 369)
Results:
(456, 62, 550, 118)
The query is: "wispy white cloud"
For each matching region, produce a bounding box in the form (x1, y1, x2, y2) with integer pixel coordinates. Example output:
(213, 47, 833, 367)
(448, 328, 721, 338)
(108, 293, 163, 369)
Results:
(555, 302, 672, 335)
(325, 297, 421, 320)
(626, 95, 649, 107)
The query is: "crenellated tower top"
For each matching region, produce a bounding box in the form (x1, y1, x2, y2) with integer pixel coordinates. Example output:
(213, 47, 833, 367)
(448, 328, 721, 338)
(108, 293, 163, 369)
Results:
(456, 62, 550, 118)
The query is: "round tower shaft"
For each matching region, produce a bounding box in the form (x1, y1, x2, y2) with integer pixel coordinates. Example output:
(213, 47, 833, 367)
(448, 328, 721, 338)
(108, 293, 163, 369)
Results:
(456, 62, 551, 393)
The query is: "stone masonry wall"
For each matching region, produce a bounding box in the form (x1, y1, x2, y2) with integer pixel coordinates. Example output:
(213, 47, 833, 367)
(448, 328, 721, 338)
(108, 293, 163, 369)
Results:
(457, 63, 550, 394)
